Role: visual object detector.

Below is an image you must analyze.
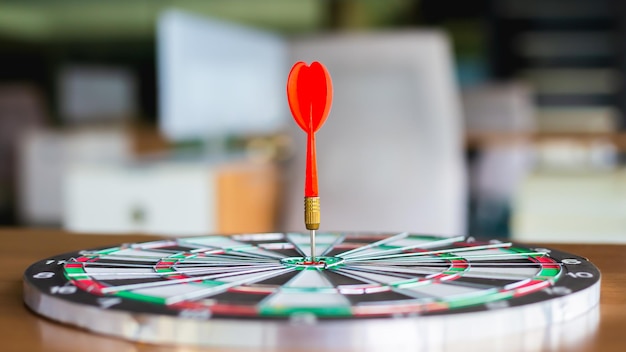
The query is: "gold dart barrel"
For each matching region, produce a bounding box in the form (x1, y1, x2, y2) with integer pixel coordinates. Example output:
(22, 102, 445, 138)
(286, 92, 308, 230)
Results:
(304, 196, 320, 230)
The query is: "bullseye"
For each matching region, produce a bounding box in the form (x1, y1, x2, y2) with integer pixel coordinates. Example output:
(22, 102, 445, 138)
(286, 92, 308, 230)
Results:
(280, 256, 344, 269)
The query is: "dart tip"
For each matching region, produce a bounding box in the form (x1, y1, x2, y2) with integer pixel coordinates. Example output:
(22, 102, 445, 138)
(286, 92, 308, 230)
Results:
(310, 229, 316, 262)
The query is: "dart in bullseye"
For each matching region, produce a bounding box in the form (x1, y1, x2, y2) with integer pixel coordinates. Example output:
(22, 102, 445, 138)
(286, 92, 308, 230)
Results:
(287, 61, 333, 262)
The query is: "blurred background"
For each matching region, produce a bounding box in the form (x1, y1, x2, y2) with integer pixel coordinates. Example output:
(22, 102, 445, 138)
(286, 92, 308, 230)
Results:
(1, 0, 625, 244)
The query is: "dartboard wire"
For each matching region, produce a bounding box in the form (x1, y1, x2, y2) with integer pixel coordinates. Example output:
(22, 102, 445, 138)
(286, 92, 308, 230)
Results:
(182, 247, 285, 260)
(98, 264, 287, 294)
(284, 232, 344, 258)
(324, 269, 421, 294)
(78, 253, 171, 262)
(343, 242, 517, 262)
(331, 265, 534, 299)
(284, 234, 307, 257)
(328, 266, 504, 300)
(178, 256, 278, 263)
(222, 249, 286, 260)
(127, 239, 179, 249)
(339, 264, 443, 278)
(79, 248, 280, 264)
(68, 263, 284, 278)
(346, 251, 549, 264)
(334, 232, 409, 257)
(170, 263, 282, 275)
(332, 267, 417, 285)
(173, 261, 280, 268)
(73, 260, 276, 269)
(321, 233, 347, 256)
(165, 267, 296, 305)
(172, 263, 279, 269)
(78, 248, 225, 259)
(72, 261, 159, 268)
(345, 261, 562, 267)
(177, 237, 287, 260)
(339, 235, 466, 259)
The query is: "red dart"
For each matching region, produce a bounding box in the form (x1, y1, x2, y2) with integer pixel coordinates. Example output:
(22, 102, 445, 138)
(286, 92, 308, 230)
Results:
(287, 61, 332, 262)
(287, 61, 333, 198)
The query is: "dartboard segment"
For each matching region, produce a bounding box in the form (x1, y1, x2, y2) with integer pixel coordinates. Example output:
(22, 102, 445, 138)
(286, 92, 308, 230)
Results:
(23, 232, 600, 349)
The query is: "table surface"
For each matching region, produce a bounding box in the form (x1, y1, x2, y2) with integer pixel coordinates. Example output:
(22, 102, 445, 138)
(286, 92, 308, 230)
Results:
(1, 229, 625, 351)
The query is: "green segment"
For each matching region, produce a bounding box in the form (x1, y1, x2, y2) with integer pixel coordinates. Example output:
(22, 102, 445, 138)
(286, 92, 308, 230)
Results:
(538, 268, 560, 278)
(116, 291, 167, 304)
(259, 306, 352, 317)
(446, 291, 514, 309)
(95, 247, 120, 255)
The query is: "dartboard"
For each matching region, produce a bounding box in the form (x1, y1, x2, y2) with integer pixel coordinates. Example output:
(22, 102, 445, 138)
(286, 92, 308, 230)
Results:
(23, 232, 600, 350)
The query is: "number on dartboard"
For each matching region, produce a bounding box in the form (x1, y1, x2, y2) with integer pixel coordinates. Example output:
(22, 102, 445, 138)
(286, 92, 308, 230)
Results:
(33, 272, 55, 279)
(534, 248, 551, 253)
(566, 272, 593, 278)
(45, 259, 67, 265)
(50, 285, 77, 295)
(562, 258, 582, 265)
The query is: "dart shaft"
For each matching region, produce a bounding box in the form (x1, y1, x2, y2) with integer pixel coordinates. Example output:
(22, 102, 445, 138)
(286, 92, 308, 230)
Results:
(304, 196, 320, 230)
(305, 132, 318, 197)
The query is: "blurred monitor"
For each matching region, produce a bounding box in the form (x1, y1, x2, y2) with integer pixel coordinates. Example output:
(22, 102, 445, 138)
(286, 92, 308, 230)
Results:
(58, 66, 137, 123)
(157, 9, 288, 141)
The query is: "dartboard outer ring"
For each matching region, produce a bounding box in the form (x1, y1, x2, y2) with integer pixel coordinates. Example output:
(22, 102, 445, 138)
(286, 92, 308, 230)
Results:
(23, 232, 601, 350)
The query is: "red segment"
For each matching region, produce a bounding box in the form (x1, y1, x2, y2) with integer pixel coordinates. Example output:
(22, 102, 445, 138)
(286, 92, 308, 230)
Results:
(72, 279, 107, 295)
(534, 255, 560, 269)
(65, 263, 83, 268)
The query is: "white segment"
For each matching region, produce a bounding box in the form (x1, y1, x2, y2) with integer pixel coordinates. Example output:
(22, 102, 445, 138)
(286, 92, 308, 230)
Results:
(348, 257, 448, 265)
(165, 268, 294, 304)
(215, 267, 285, 283)
(232, 233, 284, 241)
(463, 266, 540, 280)
(285, 270, 333, 288)
(451, 249, 528, 261)
(345, 265, 441, 276)
(132, 283, 209, 298)
(83, 267, 157, 279)
(345, 243, 513, 261)
(181, 236, 285, 259)
(335, 269, 409, 285)
(96, 255, 162, 263)
(404, 283, 488, 299)
(385, 238, 434, 247)
(107, 249, 169, 258)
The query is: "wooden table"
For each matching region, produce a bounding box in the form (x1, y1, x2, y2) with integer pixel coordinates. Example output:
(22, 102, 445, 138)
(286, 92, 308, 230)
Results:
(1, 229, 625, 351)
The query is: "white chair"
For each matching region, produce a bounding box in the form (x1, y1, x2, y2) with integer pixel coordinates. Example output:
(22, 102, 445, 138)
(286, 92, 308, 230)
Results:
(282, 31, 467, 236)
